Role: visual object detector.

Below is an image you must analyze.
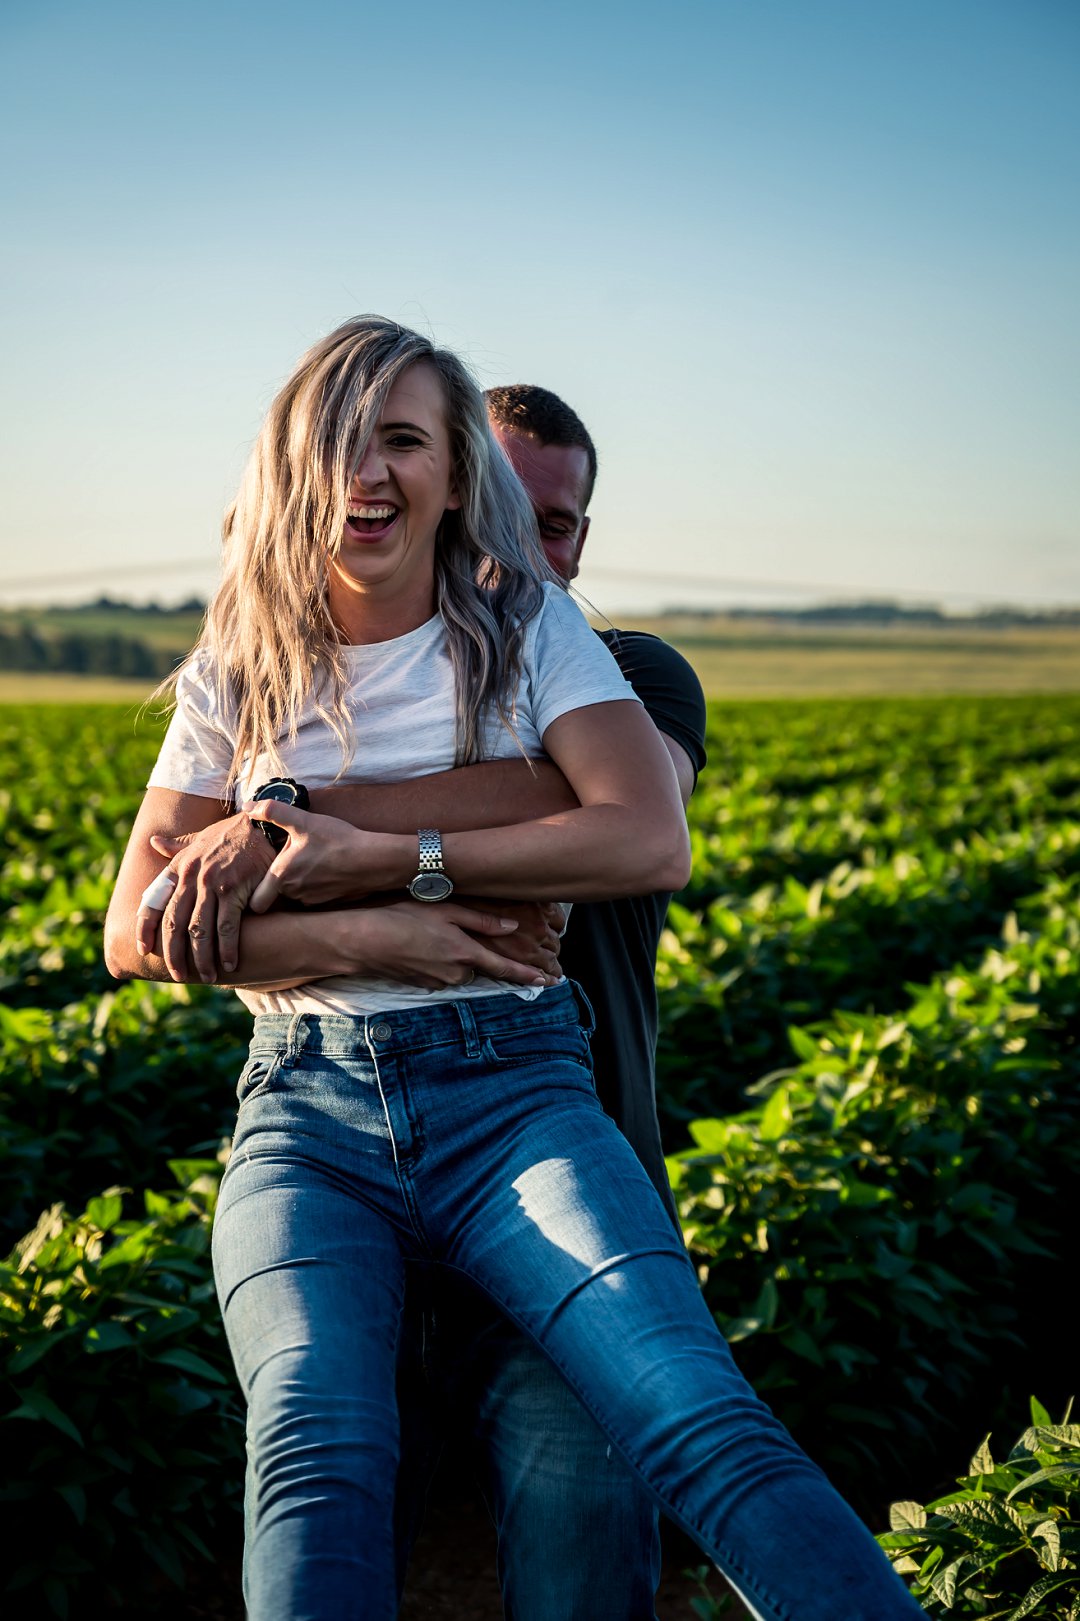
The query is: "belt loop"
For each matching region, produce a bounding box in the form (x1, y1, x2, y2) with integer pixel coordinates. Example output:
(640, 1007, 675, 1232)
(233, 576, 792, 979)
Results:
(455, 999, 480, 1058)
(568, 977, 596, 1039)
(283, 1012, 306, 1066)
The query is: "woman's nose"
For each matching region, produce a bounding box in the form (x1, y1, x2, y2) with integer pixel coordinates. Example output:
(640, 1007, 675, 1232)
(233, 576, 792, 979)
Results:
(351, 441, 388, 492)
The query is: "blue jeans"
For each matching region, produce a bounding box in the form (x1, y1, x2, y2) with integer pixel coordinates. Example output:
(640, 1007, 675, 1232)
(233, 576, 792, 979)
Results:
(394, 1266, 662, 1620)
(213, 983, 922, 1621)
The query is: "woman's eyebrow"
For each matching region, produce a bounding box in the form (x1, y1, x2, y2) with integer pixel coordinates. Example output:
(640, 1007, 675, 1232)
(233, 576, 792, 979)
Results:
(380, 419, 432, 438)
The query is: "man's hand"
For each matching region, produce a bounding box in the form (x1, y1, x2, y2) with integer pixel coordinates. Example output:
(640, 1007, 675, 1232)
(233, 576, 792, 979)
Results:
(136, 812, 274, 982)
(458, 899, 567, 981)
(350, 901, 557, 990)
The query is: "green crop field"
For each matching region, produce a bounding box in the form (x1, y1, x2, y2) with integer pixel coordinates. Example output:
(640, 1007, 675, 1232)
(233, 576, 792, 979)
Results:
(2, 697, 1078, 1617)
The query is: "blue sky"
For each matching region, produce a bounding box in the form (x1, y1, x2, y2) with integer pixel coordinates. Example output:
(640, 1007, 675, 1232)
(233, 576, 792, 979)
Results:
(2, 0, 1077, 612)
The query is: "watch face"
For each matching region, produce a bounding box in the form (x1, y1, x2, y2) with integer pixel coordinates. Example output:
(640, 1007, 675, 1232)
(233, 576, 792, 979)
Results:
(251, 780, 308, 851)
(249, 781, 304, 810)
(409, 872, 454, 902)
(254, 781, 300, 807)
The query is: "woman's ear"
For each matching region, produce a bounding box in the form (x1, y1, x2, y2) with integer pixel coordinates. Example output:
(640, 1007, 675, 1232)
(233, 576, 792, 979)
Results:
(445, 481, 462, 512)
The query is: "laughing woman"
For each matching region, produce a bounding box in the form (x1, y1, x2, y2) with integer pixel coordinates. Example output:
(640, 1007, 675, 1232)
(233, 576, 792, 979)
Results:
(104, 316, 922, 1621)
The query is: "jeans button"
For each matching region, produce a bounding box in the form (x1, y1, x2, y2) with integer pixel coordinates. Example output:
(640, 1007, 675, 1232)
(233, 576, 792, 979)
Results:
(371, 1022, 392, 1042)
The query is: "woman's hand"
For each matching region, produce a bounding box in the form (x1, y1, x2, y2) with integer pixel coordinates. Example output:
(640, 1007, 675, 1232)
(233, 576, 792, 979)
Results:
(244, 802, 405, 912)
(349, 901, 556, 990)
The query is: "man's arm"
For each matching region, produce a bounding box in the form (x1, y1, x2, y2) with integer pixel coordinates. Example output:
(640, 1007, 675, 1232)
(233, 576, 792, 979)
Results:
(142, 718, 685, 979)
(248, 700, 689, 907)
(597, 630, 706, 814)
(309, 757, 579, 830)
(104, 788, 549, 991)
(661, 735, 696, 809)
(142, 759, 578, 981)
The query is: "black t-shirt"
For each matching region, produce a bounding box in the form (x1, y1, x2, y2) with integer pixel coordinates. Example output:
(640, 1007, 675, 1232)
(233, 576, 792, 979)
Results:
(558, 629, 707, 1228)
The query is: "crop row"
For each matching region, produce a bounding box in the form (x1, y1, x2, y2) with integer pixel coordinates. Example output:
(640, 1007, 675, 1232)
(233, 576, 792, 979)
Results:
(1, 695, 1078, 1615)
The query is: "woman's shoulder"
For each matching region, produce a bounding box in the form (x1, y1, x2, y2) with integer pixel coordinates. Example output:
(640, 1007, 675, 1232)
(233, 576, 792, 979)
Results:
(171, 649, 237, 739)
(521, 584, 636, 725)
(527, 581, 594, 643)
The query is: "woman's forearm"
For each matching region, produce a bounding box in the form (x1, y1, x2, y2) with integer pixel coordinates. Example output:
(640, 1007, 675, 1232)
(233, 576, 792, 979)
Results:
(364, 808, 690, 903)
(249, 801, 690, 909)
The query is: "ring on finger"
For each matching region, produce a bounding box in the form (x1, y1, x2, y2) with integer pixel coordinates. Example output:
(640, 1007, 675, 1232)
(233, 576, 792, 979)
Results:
(461, 968, 476, 986)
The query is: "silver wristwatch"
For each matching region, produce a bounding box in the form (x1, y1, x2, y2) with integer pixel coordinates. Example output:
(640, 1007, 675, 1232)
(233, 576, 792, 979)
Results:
(407, 828, 454, 902)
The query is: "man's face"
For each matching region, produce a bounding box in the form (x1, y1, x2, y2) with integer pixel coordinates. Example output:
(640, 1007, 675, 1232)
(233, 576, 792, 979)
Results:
(492, 426, 591, 582)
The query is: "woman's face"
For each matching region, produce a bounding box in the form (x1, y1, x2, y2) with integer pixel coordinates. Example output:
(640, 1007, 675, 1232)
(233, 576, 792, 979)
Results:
(329, 360, 460, 617)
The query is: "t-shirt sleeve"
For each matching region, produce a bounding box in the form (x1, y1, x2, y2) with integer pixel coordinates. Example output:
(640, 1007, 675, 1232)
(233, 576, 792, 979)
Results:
(602, 631, 708, 785)
(146, 660, 237, 799)
(526, 585, 642, 741)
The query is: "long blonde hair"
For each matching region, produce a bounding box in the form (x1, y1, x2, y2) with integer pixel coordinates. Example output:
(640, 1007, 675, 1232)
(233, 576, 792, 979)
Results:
(165, 317, 553, 792)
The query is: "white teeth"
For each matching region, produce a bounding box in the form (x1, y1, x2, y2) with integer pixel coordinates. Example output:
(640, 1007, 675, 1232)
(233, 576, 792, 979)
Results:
(347, 505, 397, 520)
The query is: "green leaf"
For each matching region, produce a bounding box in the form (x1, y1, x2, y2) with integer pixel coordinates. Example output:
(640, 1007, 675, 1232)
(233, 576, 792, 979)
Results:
(6, 1333, 71, 1375)
(927, 1555, 969, 1608)
(140, 1528, 186, 1587)
(7, 1388, 84, 1446)
(890, 1501, 927, 1532)
(155, 1347, 228, 1383)
(780, 1326, 825, 1366)
(84, 1321, 135, 1354)
(55, 1483, 87, 1525)
(970, 1435, 995, 1475)
(1008, 1463, 1080, 1496)
(787, 1025, 818, 1062)
(85, 1192, 124, 1231)
(42, 1576, 70, 1620)
(1030, 1520, 1061, 1572)
(1010, 1574, 1080, 1619)
(760, 1086, 793, 1141)
(1030, 1397, 1053, 1428)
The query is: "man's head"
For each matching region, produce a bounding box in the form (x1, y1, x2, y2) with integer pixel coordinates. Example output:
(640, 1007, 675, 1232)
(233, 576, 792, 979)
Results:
(485, 385, 597, 581)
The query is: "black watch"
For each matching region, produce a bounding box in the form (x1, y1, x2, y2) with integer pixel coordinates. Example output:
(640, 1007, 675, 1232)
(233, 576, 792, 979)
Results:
(251, 778, 310, 852)
(407, 828, 454, 902)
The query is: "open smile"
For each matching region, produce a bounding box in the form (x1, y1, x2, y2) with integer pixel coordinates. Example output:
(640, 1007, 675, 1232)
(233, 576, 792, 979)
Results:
(344, 504, 401, 542)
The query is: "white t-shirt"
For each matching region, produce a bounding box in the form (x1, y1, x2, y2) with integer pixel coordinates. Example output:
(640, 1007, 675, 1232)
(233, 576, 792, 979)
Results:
(148, 583, 640, 1017)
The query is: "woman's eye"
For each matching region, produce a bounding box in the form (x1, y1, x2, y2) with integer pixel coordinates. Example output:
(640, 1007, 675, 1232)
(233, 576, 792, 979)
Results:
(387, 434, 423, 450)
(540, 523, 571, 540)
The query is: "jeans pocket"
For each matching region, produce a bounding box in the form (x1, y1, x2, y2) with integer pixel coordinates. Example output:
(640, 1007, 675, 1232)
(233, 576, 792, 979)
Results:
(481, 1023, 592, 1072)
(235, 1053, 283, 1106)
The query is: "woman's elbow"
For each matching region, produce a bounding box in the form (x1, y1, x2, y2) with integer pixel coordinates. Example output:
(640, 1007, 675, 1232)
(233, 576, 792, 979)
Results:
(631, 818, 691, 894)
(103, 921, 134, 982)
(103, 908, 150, 983)
(655, 829, 692, 893)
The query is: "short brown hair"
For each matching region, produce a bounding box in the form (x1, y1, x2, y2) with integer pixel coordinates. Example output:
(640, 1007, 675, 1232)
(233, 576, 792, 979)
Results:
(485, 384, 598, 504)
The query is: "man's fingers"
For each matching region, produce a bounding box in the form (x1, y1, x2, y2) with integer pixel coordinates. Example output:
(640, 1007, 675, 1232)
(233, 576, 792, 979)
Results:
(444, 907, 518, 936)
(161, 883, 197, 981)
(150, 833, 194, 855)
(466, 943, 550, 988)
(136, 867, 178, 955)
(216, 894, 245, 975)
(187, 892, 219, 983)
(135, 903, 164, 958)
(248, 866, 285, 914)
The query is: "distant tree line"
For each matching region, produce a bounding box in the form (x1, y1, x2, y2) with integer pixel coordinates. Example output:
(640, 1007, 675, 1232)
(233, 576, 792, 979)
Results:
(680, 601, 1080, 627)
(47, 595, 207, 618)
(0, 625, 179, 679)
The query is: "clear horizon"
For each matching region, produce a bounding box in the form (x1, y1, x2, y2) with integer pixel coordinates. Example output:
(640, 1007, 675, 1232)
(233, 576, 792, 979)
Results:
(2, 0, 1077, 617)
